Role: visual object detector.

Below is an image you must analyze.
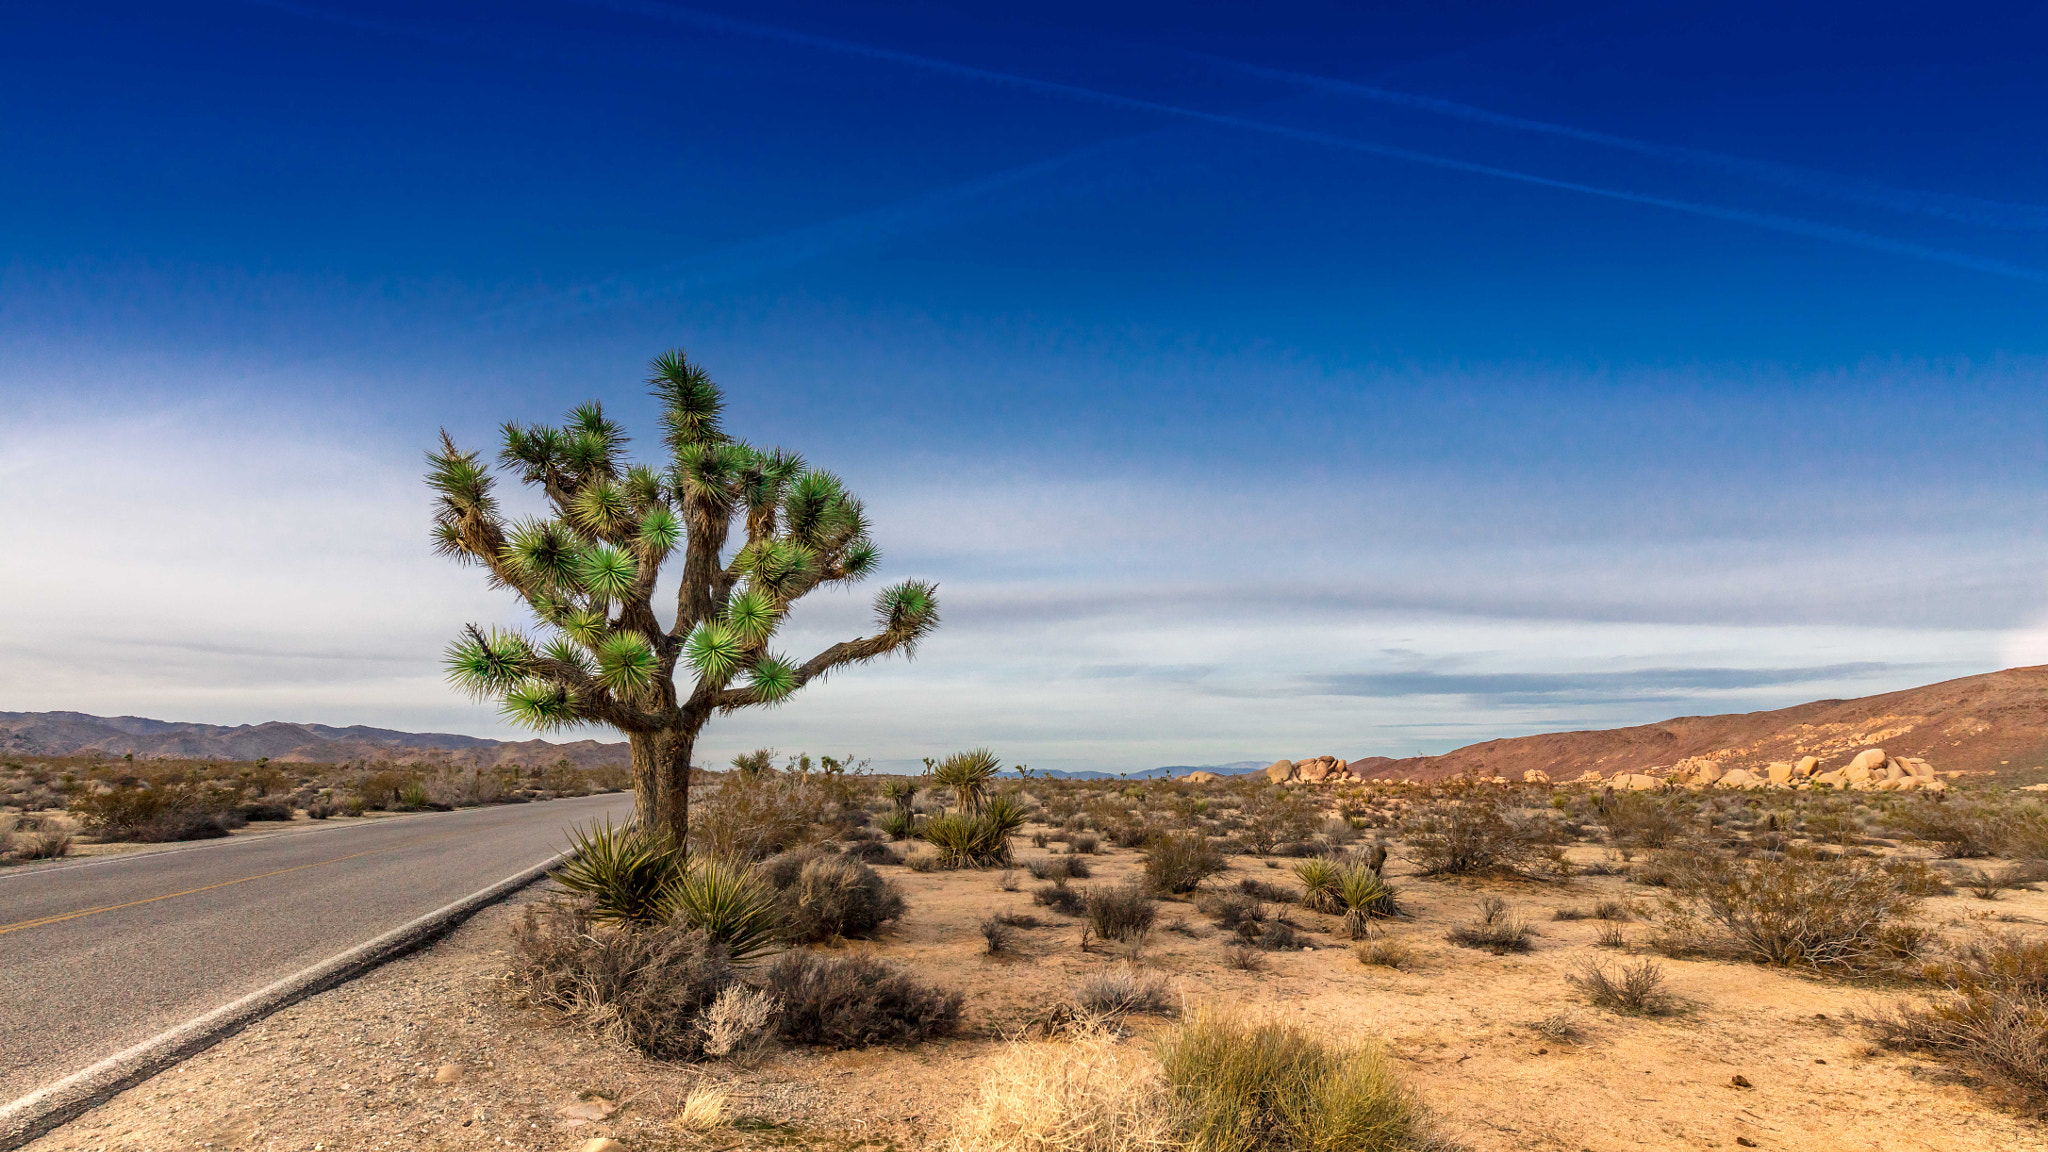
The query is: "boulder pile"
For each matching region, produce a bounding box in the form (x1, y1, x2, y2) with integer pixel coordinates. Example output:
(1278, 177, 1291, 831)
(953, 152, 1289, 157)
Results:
(1254, 747, 1951, 793)
(1264, 756, 1368, 784)
(1624, 747, 1946, 792)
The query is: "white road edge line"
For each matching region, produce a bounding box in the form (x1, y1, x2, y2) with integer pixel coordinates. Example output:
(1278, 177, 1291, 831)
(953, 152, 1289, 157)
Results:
(0, 852, 566, 1151)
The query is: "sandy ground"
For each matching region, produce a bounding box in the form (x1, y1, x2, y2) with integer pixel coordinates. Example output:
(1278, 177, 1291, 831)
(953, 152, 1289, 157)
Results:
(21, 834, 2048, 1152)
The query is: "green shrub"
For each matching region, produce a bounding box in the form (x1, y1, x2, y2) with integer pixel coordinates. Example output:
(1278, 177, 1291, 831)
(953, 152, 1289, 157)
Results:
(1155, 1008, 1429, 1152)
(762, 951, 963, 1049)
(762, 848, 905, 942)
(920, 797, 1025, 868)
(1145, 831, 1226, 894)
(1336, 866, 1399, 939)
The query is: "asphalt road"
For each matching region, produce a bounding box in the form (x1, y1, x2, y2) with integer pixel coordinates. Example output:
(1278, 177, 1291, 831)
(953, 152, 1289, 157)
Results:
(0, 792, 632, 1104)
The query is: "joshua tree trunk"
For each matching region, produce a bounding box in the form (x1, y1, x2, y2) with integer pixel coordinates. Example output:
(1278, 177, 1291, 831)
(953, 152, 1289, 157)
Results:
(429, 349, 940, 849)
(628, 727, 696, 844)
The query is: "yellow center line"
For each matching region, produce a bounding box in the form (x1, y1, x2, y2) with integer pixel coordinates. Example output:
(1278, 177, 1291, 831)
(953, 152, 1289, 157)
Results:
(0, 846, 397, 935)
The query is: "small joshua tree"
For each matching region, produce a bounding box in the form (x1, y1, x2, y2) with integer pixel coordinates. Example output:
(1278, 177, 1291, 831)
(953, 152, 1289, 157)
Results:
(427, 350, 940, 844)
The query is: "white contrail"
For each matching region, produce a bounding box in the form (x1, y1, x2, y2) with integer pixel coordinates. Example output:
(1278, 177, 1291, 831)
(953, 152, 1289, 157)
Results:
(586, 0, 2048, 285)
(1205, 55, 2048, 232)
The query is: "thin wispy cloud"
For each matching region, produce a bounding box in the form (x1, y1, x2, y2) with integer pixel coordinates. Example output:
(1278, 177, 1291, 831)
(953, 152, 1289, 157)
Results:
(588, 0, 2048, 284)
(1204, 55, 2048, 232)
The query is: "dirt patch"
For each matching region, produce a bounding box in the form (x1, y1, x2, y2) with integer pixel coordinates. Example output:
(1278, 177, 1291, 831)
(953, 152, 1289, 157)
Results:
(22, 831, 2048, 1152)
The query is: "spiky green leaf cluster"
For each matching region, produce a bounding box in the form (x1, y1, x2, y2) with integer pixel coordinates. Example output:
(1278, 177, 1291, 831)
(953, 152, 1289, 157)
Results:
(431, 349, 940, 740)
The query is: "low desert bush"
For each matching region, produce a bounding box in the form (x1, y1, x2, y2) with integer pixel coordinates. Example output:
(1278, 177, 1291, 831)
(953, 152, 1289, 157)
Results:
(507, 901, 736, 1059)
(844, 839, 903, 866)
(761, 951, 962, 1049)
(1036, 883, 1087, 916)
(1869, 933, 2048, 1116)
(1069, 832, 1101, 855)
(1659, 848, 1922, 971)
(1074, 964, 1176, 1020)
(947, 1035, 1177, 1152)
(1530, 1009, 1585, 1045)
(691, 769, 837, 862)
(696, 985, 777, 1061)
(1156, 1008, 1432, 1152)
(1259, 920, 1307, 951)
(1356, 936, 1415, 970)
(1196, 890, 1267, 936)
(761, 848, 905, 943)
(1144, 831, 1226, 894)
(980, 914, 1016, 954)
(1596, 791, 1690, 849)
(1405, 802, 1558, 878)
(1087, 882, 1159, 945)
(1595, 923, 1628, 949)
(1569, 958, 1680, 1016)
(1446, 897, 1535, 954)
(1029, 855, 1092, 882)
(71, 782, 248, 843)
(1222, 941, 1266, 971)
(238, 800, 294, 822)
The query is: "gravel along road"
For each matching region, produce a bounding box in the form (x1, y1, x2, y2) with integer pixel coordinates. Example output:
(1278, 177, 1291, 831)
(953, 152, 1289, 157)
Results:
(0, 792, 632, 1105)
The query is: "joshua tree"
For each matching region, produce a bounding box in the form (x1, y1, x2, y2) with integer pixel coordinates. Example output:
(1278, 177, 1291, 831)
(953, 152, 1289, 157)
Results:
(426, 350, 940, 844)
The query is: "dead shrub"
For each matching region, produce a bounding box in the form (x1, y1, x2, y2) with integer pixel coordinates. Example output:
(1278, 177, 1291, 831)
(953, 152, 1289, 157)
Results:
(1597, 791, 1691, 849)
(1087, 883, 1159, 945)
(1569, 958, 1680, 1016)
(1029, 855, 1092, 882)
(1530, 1009, 1584, 1045)
(1355, 937, 1415, 970)
(1036, 884, 1087, 916)
(1405, 802, 1558, 878)
(946, 1035, 1177, 1152)
(981, 914, 1017, 955)
(1446, 896, 1535, 954)
(1660, 848, 1922, 972)
(691, 769, 836, 862)
(1143, 831, 1226, 894)
(1222, 942, 1266, 971)
(1595, 923, 1629, 950)
(762, 951, 962, 1049)
(697, 985, 778, 1062)
(1869, 933, 2048, 1117)
(1194, 890, 1266, 932)
(1074, 965, 1176, 1020)
(507, 901, 736, 1060)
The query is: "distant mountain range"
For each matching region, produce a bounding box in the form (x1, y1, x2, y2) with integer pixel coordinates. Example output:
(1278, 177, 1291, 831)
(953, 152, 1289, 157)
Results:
(0, 711, 628, 768)
(1028, 761, 1271, 781)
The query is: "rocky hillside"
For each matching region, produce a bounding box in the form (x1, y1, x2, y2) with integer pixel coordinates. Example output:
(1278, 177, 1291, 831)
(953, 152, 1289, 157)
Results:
(1343, 665, 2048, 783)
(0, 711, 628, 768)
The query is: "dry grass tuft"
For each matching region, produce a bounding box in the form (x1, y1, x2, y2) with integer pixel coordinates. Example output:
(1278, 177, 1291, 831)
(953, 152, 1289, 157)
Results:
(946, 1036, 1177, 1152)
(673, 1086, 732, 1132)
(1446, 896, 1535, 954)
(1157, 1007, 1436, 1152)
(1074, 965, 1176, 1021)
(1354, 936, 1416, 970)
(1569, 958, 1681, 1016)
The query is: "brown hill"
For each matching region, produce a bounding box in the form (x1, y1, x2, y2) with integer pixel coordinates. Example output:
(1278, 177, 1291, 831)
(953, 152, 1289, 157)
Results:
(1351, 665, 2048, 783)
(0, 711, 627, 768)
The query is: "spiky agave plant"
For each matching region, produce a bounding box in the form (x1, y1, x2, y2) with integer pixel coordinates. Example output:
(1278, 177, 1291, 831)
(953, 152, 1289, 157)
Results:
(929, 747, 1001, 814)
(1292, 857, 1344, 915)
(429, 351, 940, 844)
(1336, 866, 1400, 939)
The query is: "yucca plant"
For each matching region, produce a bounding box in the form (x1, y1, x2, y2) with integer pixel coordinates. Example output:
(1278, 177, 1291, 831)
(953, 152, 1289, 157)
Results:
(1336, 866, 1400, 939)
(878, 809, 917, 841)
(429, 350, 940, 843)
(929, 748, 1002, 815)
(1292, 857, 1344, 914)
(553, 819, 686, 924)
(919, 801, 1023, 869)
(659, 856, 784, 964)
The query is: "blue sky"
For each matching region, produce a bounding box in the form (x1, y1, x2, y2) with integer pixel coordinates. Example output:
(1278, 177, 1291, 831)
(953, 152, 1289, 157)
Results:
(3, 1, 2046, 771)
